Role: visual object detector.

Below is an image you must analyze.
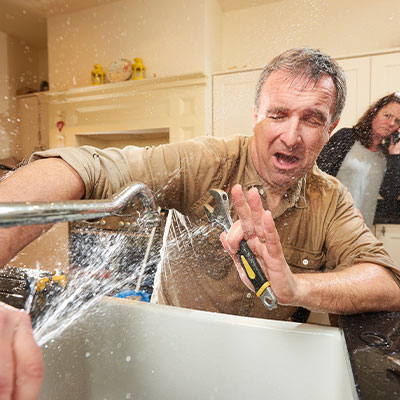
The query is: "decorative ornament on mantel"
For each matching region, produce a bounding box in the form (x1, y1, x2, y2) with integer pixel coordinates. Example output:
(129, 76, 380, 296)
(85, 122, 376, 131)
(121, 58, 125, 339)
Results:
(106, 59, 132, 83)
(132, 58, 146, 80)
(91, 64, 105, 85)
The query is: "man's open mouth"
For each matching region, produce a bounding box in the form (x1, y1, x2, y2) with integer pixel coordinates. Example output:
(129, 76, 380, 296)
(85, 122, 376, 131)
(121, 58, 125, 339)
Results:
(274, 152, 299, 165)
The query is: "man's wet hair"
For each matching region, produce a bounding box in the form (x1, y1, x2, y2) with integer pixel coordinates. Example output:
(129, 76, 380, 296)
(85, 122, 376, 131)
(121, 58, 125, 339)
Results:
(254, 47, 347, 123)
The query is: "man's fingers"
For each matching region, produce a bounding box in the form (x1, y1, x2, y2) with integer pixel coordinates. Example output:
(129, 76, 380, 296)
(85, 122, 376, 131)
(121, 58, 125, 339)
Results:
(221, 223, 242, 255)
(0, 306, 15, 400)
(13, 313, 43, 400)
(231, 185, 259, 240)
(247, 188, 266, 240)
(261, 210, 284, 262)
(0, 305, 43, 400)
(220, 232, 255, 291)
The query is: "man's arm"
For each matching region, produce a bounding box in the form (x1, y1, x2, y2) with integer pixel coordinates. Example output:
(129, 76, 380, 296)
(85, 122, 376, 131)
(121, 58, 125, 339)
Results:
(0, 158, 85, 268)
(221, 185, 400, 314)
(0, 158, 84, 400)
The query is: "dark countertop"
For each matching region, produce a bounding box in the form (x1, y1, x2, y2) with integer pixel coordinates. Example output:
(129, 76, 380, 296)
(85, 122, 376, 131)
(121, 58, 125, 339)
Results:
(339, 312, 400, 399)
(374, 200, 400, 224)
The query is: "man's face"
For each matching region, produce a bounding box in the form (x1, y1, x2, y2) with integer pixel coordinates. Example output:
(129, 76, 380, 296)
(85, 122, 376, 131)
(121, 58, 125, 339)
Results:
(251, 69, 338, 190)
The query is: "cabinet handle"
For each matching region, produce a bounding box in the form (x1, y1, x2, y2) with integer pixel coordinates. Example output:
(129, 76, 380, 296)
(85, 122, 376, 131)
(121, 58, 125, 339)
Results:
(381, 226, 386, 237)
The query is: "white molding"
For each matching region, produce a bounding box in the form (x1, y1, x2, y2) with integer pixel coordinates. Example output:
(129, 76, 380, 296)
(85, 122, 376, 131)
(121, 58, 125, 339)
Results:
(44, 73, 208, 101)
(46, 73, 210, 147)
(212, 48, 400, 76)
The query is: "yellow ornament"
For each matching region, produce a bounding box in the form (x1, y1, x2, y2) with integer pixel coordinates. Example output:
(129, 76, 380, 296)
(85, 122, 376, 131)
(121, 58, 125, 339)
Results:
(91, 64, 105, 85)
(132, 58, 146, 80)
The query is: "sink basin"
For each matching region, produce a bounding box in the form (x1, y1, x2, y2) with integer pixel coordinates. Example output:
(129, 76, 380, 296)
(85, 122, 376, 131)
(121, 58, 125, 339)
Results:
(40, 297, 356, 399)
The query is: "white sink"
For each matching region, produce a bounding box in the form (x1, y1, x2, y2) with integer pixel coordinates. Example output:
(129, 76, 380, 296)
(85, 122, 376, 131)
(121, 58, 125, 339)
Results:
(40, 297, 356, 400)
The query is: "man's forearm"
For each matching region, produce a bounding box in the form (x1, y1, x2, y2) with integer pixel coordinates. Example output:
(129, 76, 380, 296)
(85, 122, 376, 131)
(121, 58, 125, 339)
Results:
(295, 263, 400, 314)
(0, 158, 85, 267)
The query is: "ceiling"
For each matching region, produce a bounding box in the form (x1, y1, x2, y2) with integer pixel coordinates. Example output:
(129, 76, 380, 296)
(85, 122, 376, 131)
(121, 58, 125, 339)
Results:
(0, 0, 284, 48)
(218, 0, 284, 12)
(0, 0, 121, 18)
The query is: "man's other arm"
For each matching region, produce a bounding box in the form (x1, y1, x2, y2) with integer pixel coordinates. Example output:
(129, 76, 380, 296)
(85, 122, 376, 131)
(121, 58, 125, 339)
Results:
(222, 185, 400, 314)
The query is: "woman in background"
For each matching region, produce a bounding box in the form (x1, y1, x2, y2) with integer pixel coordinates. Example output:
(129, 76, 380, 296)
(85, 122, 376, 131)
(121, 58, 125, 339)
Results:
(317, 92, 400, 229)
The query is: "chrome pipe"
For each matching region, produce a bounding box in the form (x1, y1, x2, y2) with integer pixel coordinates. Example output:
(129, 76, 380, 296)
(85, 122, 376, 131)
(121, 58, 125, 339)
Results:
(0, 182, 159, 228)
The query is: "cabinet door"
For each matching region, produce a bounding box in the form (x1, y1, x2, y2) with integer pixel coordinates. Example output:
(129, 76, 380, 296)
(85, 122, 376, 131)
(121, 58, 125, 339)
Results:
(334, 57, 371, 133)
(370, 52, 400, 103)
(17, 96, 39, 159)
(212, 69, 261, 137)
(375, 224, 400, 264)
(16, 94, 48, 159)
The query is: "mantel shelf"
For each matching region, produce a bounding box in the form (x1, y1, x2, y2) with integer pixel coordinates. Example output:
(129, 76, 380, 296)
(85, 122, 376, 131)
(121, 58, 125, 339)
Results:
(44, 71, 209, 146)
(43, 72, 208, 101)
(75, 129, 170, 147)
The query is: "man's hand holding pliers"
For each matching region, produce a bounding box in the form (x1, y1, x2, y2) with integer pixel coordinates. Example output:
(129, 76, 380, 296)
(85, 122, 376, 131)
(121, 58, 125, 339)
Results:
(220, 184, 301, 308)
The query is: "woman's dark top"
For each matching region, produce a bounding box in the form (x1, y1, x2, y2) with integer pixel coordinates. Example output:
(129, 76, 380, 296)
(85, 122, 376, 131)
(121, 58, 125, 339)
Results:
(316, 128, 400, 222)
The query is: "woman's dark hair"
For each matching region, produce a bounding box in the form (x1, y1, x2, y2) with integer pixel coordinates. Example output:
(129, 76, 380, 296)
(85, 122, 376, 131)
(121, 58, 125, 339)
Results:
(354, 92, 400, 148)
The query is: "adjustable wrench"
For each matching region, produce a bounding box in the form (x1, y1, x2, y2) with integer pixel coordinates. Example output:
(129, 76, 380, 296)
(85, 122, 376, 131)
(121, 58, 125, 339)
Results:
(204, 189, 277, 310)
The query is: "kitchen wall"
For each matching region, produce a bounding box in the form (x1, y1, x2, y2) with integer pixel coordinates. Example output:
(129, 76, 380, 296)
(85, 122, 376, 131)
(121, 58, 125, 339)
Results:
(46, 0, 400, 91)
(47, 0, 222, 90)
(222, 0, 400, 70)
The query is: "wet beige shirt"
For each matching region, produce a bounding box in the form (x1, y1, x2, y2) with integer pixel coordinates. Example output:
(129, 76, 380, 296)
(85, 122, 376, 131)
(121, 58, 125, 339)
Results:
(32, 135, 400, 321)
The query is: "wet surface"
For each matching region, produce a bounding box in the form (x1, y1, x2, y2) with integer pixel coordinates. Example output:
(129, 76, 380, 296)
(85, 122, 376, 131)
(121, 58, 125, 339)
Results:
(340, 312, 400, 399)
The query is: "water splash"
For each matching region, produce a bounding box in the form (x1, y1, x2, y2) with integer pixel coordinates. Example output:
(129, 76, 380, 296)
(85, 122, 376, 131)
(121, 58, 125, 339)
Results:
(30, 171, 216, 347)
(24, 262, 41, 315)
(33, 222, 158, 347)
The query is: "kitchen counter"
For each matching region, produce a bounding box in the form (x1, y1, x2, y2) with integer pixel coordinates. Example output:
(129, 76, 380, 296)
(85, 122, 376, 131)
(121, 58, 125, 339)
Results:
(339, 312, 400, 399)
(1, 266, 397, 398)
(374, 199, 400, 224)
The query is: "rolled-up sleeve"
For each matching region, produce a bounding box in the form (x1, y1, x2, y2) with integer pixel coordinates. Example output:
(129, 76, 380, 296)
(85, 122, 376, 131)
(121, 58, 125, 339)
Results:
(30, 136, 242, 213)
(324, 185, 400, 284)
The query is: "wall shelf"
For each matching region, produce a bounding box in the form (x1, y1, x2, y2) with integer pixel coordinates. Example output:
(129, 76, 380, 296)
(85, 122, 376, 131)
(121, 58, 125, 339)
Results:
(75, 129, 169, 148)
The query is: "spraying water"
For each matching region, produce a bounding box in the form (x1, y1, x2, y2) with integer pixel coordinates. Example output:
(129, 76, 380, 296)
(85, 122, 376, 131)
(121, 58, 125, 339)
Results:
(30, 207, 214, 347)
(32, 223, 156, 347)
(20, 169, 214, 347)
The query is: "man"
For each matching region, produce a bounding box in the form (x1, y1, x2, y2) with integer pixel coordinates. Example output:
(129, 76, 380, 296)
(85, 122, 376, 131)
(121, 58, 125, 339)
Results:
(1, 47, 400, 398)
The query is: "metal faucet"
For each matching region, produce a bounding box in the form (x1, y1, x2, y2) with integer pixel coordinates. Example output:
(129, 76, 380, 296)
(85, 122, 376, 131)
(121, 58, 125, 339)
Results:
(0, 182, 160, 228)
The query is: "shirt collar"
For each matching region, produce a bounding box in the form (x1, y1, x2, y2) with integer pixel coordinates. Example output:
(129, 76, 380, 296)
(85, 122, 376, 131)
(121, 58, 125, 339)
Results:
(244, 136, 308, 217)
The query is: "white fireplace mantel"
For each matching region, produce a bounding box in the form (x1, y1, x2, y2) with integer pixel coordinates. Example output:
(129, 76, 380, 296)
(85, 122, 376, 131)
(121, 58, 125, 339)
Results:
(44, 73, 210, 148)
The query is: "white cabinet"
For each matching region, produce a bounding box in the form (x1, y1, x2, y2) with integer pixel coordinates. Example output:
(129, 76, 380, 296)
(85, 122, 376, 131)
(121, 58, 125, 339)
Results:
(370, 52, 400, 102)
(335, 51, 400, 133)
(334, 56, 371, 132)
(16, 93, 48, 160)
(212, 69, 261, 137)
(374, 224, 400, 265)
(212, 50, 400, 138)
